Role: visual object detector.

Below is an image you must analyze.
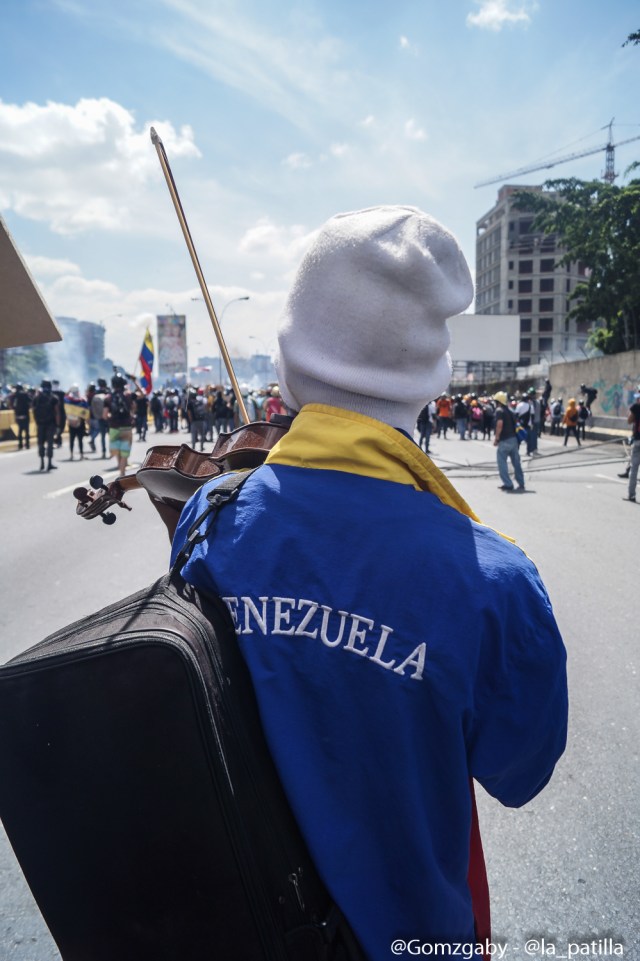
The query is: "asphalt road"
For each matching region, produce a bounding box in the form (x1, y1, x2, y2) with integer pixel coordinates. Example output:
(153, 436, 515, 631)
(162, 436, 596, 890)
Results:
(0, 427, 637, 960)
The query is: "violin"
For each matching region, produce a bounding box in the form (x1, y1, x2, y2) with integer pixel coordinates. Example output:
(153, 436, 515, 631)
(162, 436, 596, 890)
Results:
(73, 415, 292, 538)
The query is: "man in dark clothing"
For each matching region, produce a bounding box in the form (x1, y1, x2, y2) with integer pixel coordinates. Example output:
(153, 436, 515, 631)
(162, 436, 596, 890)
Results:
(416, 402, 433, 452)
(580, 384, 598, 412)
(51, 379, 66, 448)
(150, 391, 164, 432)
(33, 380, 60, 471)
(577, 401, 589, 440)
(493, 390, 525, 492)
(134, 390, 149, 442)
(453, 394, 468, 440)
(10, 384, 31, 449)
(623, 390, 640, 503)
(186, 388, 207, 451)
(165, 390, 180, 432)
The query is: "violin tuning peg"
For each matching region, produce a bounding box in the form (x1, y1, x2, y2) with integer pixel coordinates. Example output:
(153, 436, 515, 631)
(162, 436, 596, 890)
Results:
(73, 487, 90, 504)
(101, 512, 117, 526)
(90, 475, 105, 490)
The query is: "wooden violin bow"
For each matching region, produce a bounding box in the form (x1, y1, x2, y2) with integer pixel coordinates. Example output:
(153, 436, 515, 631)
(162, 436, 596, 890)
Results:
(149, 126, 249, 426)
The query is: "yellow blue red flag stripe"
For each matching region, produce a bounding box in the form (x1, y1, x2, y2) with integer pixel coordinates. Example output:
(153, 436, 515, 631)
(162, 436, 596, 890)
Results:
(139, 328, 154, 394)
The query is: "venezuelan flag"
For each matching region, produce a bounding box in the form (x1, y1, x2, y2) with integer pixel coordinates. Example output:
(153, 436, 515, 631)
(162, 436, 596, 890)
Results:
(139, 328, 154, 394)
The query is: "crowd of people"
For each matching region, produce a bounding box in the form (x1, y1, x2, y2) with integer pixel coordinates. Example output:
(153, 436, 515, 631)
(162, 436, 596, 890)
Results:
(414, 381, 597, 455)
(5, 374, 637, 502)
(4, 377, 287, 473)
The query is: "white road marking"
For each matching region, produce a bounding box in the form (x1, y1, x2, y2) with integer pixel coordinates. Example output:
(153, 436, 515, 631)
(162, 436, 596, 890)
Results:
(45, 482, 87, 499)
(595, 473, 626, 485)
(44, 464, 140, 499)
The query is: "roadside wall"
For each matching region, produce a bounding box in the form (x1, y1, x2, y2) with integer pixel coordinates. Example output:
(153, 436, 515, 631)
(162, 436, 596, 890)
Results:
(549, 350, 639, 430)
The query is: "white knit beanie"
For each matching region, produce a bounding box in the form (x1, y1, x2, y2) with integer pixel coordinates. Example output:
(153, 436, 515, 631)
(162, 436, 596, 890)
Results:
(275, 205, 474, 434)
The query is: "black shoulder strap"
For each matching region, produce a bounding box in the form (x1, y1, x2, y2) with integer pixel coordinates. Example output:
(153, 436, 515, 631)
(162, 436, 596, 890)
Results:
(172, 468, 259, 575)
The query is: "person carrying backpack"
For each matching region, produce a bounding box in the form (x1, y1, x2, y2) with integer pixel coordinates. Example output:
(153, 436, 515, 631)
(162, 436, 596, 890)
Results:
(577, 401, 589, 440)
(550, 398, 564, 436)
(33, 380, 60, 471)
(469, 400, 483, 439)
(105, 373, 134, 473)
(562, 398, 581, 447)
(171, 206, 568, 960)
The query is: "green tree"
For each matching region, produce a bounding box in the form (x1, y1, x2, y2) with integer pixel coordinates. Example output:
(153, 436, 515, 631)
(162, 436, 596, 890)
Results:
(514, 175, 640, 354)
(0, 345, 50, 386)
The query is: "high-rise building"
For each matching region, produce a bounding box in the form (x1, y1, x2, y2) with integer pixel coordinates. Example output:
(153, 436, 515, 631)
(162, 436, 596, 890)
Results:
(47, 316, 107, 385)
(475, 185, 591, 372)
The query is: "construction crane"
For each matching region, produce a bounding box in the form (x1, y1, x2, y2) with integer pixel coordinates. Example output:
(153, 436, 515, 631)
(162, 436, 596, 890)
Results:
(474, 119, 640, 188)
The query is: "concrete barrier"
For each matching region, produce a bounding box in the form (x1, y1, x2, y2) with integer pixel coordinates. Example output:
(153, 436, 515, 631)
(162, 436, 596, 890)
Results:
(0, 410, 18, 441)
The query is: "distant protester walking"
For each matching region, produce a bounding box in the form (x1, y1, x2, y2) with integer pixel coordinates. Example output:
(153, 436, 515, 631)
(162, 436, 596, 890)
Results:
(493, 391, 525, 492)
(624, 389, 640, 503)
(64, 385, 89, 460)
(563, 399, 581, 446)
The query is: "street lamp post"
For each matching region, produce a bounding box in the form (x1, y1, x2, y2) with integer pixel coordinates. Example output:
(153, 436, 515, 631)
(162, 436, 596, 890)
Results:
(218, 297, 250, 385)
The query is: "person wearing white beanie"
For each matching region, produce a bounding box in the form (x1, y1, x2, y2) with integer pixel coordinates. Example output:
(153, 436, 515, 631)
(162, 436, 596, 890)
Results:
(276, 205, 474, 434)
(172, 205, 568, 960)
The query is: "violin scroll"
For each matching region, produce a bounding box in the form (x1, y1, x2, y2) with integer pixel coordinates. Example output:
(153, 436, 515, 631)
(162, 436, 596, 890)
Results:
(74, 474, 134, 525)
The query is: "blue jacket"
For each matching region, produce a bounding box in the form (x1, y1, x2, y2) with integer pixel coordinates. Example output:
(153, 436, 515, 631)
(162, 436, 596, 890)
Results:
(171, 404, 568, 960)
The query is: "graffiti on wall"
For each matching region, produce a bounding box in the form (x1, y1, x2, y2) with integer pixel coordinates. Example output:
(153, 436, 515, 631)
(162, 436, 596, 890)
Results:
(549, 352, 640, 420)
(593, 374, 640, 416)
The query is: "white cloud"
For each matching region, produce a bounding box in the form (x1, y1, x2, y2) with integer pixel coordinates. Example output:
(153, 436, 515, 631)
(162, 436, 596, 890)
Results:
(329, 142, 350, 158)
(404, 119, 427, 142)
(466, 0, 537, 31)
(238, 217, 314, 269)
(359, 115, 376, 128)
(399, 35, 419, 55)
(282, 152, 313, 170)
(0, 97, 200, 234)
(25, 255, 82, 277)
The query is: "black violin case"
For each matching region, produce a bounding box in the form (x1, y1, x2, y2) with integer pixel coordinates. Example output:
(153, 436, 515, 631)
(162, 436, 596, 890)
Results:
(0, 475, 363, 961)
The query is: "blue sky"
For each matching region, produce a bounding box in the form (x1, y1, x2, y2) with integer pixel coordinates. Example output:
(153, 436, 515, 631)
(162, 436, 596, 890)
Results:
(1, 0, 638, 372)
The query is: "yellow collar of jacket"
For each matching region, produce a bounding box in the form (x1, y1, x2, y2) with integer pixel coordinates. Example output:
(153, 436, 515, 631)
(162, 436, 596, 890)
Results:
(265, 404, 481, 522)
